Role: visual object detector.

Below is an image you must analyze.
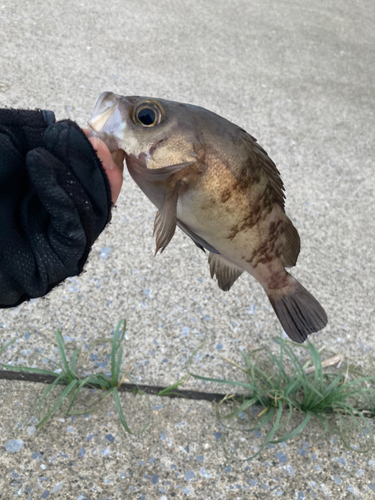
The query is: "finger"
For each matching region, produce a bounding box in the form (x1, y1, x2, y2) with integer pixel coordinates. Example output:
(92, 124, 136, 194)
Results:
(89, 136, 123, 204)
(84, 128, 125, 169)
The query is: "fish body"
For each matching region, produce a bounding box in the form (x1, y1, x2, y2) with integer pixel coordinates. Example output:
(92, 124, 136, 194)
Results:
(89, 92, 327, 343)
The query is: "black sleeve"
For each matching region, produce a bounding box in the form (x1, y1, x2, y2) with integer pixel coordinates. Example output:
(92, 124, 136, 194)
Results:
(0, 109, 112, 308)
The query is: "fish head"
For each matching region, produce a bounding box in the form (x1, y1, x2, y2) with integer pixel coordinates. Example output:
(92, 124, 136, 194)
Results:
(88, 92, 200, 169)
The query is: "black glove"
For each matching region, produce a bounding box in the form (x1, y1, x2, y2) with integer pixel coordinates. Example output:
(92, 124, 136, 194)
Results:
(0, 109, 112, 308)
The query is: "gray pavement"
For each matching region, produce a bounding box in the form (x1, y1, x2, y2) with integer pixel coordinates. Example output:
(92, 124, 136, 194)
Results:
(0, 0, 375, 498)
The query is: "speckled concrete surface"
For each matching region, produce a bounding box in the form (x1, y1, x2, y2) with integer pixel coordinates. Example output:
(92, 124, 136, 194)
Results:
(1, 380, 375, 500)
(0, 0, 375, 498)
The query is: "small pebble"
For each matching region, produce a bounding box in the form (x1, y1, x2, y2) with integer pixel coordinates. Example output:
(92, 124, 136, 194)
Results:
(52, 482, 63, 493)
(200, 467, 211, 478)
(4, 439, 23, 453)
(184, 470, 195, 481)
(275, 452, 288, 463)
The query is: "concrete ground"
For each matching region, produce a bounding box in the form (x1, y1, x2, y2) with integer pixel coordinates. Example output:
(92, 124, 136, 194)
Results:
(0, 0, 375, 498)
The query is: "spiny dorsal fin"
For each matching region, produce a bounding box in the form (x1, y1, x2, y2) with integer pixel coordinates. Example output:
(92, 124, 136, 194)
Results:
(240, 130, 285, 210)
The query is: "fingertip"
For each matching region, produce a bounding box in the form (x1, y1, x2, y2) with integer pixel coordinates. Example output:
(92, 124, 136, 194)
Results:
(89, 136, 112, 165)
(88, 135, 100, 151)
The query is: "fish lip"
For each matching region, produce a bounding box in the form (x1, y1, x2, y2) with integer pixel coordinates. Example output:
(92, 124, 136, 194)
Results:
(88, 91, 128, 154)
(87, 106, 117, 133)
(88, 91, 125, 130)
(87, 91, 119, 132)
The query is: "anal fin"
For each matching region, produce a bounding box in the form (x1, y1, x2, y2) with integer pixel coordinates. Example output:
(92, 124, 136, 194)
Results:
(208, 253, 244, 291)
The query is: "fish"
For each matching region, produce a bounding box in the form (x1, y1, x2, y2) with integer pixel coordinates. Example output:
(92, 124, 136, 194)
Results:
(88, 92, 328, 343)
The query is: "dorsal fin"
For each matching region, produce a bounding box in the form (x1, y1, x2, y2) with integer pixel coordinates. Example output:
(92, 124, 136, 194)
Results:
(282, 218, 301, 267)
(239, 130, 285, 210)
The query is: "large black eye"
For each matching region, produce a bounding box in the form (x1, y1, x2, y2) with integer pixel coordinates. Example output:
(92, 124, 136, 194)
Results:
(133, 101, 163, 127)
(137, 107, 156, 126)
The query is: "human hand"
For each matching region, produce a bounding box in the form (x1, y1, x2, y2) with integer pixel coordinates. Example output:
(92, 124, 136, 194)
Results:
(0, 111, 119, 308)
(83, 130, 125, 204)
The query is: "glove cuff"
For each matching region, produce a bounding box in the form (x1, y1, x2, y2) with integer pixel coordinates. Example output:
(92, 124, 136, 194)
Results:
(0, 108, 56, 151)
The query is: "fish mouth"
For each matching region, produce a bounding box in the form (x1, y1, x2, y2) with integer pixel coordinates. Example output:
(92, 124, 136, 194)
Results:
(88, 91, 126, 154)
(88, 92, 116, 131)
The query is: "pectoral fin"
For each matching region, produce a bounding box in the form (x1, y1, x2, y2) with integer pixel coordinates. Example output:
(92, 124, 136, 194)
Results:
(208, 253, 244, 291)
(126, 153, 195, 183)
(153, 182, 185, 255)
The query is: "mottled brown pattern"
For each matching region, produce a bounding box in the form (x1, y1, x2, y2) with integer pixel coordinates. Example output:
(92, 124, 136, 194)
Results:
(163, 142, 207, 195)
(226, 176, 275, 241)
(231, 162, 261, 194)
(223, 138, 283, 241)
(267, 271, 289, 290)
(247, 220, 285, 267)
(220, 188, 232, 203)
(240, 132, 285, 209)
(227, 203, 263, 240)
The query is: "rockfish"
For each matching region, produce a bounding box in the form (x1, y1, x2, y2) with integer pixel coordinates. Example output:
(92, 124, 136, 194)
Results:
(88, 92, 328, 343)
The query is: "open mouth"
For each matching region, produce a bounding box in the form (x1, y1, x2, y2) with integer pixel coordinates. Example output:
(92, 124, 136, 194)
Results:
(88, 92, 126, 157)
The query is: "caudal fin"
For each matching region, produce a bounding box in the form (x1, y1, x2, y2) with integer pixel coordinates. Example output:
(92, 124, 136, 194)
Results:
(267, 277, 328, 343)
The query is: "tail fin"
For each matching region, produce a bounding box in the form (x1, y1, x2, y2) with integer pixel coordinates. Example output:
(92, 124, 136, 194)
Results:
(267, 276, 328, 343)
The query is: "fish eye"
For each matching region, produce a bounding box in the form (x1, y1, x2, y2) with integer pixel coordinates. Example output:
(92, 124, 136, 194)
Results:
(137, 107, 156, 126)
(133, 101, 163, 127)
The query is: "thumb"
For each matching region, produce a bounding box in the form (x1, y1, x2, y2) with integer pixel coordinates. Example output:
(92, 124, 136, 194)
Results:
(89, 136, 124, 204)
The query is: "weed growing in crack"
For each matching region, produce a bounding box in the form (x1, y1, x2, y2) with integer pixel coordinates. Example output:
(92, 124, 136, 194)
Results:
(0, 320, 150, 434)
(189, 335, 375, 459)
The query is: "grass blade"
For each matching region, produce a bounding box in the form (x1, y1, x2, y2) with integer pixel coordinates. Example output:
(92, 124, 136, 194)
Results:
(271, 411, 312, 444)
(112, 387, 132, 434)
(158, 376, 188, 396)
(70, 348, 80, 376)
(37, 379, 79, 429)
(55, 331, 73, 379)
(111, 320, 126, 386)
(247, 401, 283, 460)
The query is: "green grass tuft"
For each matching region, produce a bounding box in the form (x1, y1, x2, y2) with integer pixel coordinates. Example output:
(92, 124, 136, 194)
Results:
(2, 322, 374, 460)
(189, 335, 375, 460)
(0, 320, 150, 434)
